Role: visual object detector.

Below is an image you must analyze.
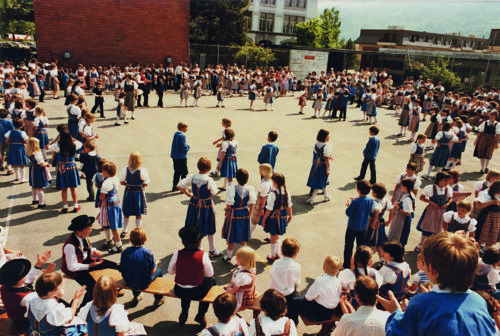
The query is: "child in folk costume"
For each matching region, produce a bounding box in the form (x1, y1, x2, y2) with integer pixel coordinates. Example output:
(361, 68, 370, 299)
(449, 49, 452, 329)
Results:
(249, 289, 297, 336)
(217, 129, 238, 191)
(394, 87, 405, 115)
(93, 158, 108, 209)
(378, 241, 411, 301)
(406, 253, 432, 296)
(225, 247, 257, 311)
(22, 272, 87, 336)
(263, 173, 293, 264)
(97, 162, 124, 254)
(424, 107, 441, 149)
(210, 118, 232, 177)
(257, 131, 279, 170)
(23, 100, 37, 137)
(200, 293, 249, 336)
(248, 80, 257, 111)
(388, 178, 415, 247)
(391, 163, 421, 204)
(5, 118, 28, 182)
(365, 88, 377, 124)
(446, 119, 469, 169)
(397, 97, 411, 137)
(0, 110, 14, 174)
(408, 101, 421, 142)
(473, 111, 500, 174)
(263, 83, 274, 111)
(27, 138, 51, 209)
(442, 201, 477, 237)
(423, 123, 458, 179)
(409, 134, 426, 173)
(80, 113, 99, 144)
(179, 79, 190, 107)
(78, 276, 146, 336)
(67, 95, 82, 138)
(115, 92, 128, 126)
(191, 76, 202, 107)
(421, 90, 434, 121)
(216, 83, 225, 108)
(170, 121, 190, 191)
(475, 181, 500, 249)
(306, 129, 332, 205)
(472, 248, 500, 299)
(250, 164, 273, 236)
(80, 141, 100, 202)
(120, 152, 150, 238)
(415, 172, 453, 252)
(33, 107, 49, 160)
(179, 157, 222, 257)
(365, 183, 394, 258)
(222, 169, 256, 262)
(445, 169, 471, 212)
(298, 90, 307, 115)
(312, 89, 323, 118)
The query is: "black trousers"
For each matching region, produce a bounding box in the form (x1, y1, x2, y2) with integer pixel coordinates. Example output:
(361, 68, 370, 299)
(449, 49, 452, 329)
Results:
(359, 157, 376, 184)
(73, 259, 119, 306)
(339, 106, 347, 120)
(174, 277, 215, 316)
(289, 297, 341, 326)
(156, 91, 164, 107)
(284, 291, 299, 320)
(91, 98, 104, 117)
(39, 89, 45, 102)
(85, 176, 94, 199)
(175, 75, 182, 91)
(343, 227, 366, 269)
(172, 158, 188, 187)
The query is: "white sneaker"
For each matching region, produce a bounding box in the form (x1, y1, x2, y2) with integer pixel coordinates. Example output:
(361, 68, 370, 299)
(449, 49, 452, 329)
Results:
(323, 196, 331, 202)
(306, 199, 314, 205)
(209, 250, 222, 258)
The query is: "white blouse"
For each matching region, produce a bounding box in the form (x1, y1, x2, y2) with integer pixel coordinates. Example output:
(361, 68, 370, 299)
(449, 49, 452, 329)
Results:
(226, 185, 256, 206)
(119, 167, 151, 184)
(179, 174, 217, 195)
(265, 187, 293, 211)
(442, 211, 477, 232)
(77, 302, 130, 333)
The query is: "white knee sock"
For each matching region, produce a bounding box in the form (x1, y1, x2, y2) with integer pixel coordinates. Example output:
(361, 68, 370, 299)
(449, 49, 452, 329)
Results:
(223, 179, 228, 188)
(485, 159, 491, 169)
(270, 243, 276, 257)
(135, 219, 142, 228)
(250, 223, 257, 235)
(115, 239, 123, 247)
(32, 189, 37, 201)
(123, 217, 129, 233)
(37, 190, 44, 205)
(310, 189, 319, 201)
(445, 160, 452, 169)
(13, 167, 19, 180)
(480, 159, 486, 170)
(41, 149, 47, 161)
(20, 167, 26, 181)
(208, 235, 216, 252)
(274, 238, 280, 256)
(104, 230, 111, 241)
(226, 249, 233, 258)
(323, 188, 328, 198)
(427, 165, 433, 175)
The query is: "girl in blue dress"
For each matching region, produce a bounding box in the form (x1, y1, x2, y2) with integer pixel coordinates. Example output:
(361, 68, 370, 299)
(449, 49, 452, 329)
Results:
(97, 162, 123, 253)
(27, 138, 51, 209)
(423, 123, 458, 179)
(222, 168, 257, 262)
(262, 173, 293, 264)
(217, 129, 238, 191)
(5, 118, 28, 183)
(33, 107, 49, 160)
(365, 183, 393, 258)
(120, 152, 150, 238)
(50, 130, 81, 213)
(93, 158, 108, 209)
(306, 129, 332, 205)
(179, 157, 221, 257)
(248, 80, 256, 110)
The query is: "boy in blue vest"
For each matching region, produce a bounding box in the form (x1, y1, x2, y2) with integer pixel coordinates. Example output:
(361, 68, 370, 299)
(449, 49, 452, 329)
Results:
(257, 130, 279, 170)
(338, 84, 350, 121)
(355, 126, 380, 185)
(170, 121, 190, 192)
(0, 109, 14, 173)
(379, 232, 497, 336)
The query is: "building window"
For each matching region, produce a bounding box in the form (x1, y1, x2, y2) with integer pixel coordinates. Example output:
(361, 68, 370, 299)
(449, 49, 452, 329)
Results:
(283, 15, 305, 34)
(260, 0, 276, 6)
(245, 12, 253, 31)
(259, 12, 274, 32)
(285, 0, 307, 8)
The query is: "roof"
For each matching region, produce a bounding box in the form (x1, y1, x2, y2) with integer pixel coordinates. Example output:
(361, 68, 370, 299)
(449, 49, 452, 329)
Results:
(354, 35, 381, 44)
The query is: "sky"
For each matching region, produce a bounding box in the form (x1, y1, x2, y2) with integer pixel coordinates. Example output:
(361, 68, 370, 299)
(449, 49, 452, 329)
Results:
(317, 0, 500, 40)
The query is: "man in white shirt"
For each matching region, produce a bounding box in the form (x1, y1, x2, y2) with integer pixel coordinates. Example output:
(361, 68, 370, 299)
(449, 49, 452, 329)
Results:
(333, 276, 390, 336)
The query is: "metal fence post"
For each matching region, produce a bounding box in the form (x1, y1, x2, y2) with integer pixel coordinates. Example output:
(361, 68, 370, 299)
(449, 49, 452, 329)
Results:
(483, 58, 491, 86)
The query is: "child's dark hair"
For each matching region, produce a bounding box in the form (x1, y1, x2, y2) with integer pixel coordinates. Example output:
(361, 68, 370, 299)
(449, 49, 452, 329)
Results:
(406, 162, 417, 171)
(457, 200, 472, 212)
(353, 246, 372, 278)
(281, 238, 300, 258)
(222, 118, 232, 127)
(197, 157, 211, 173)
(401, 178, 415, 193)
(354, 276, 378, 306)
(236, 168, 249, 185)
(59, 131, 76, 157)
(447, 169, 459, 183)
(356, 180, 371, 196)
(442, 123, 452, 132)
(488, 181, 500, 200)
(483, 248, 500, 265)
(0, 109, 8, 118)
(416, 134, 427, 141)
(316, 129, 330, 142)
(382, 240, 405, 263)
(272, 172, 288, 210)
(84, 140, 96, 151)
(224, 128, 235, 141)
(434, 171, 450, 185)
(12, 118, 23, 129)
(369, 126, 379, 135)
(102, 162, 117, 177)
(268, 130, 278, 142)
(260, 289, 287, 321)
(371, 183, 387, 199)
(97, 158, 108, 172)
(213, 293, 237, 324)
(35, 272, 62, 298)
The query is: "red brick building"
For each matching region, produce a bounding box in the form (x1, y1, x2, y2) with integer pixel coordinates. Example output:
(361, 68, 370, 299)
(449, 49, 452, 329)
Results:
(34, 0, 189, 67)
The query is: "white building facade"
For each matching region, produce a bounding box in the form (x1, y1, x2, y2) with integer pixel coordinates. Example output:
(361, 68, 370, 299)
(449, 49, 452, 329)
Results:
(247, 0, 318, 45)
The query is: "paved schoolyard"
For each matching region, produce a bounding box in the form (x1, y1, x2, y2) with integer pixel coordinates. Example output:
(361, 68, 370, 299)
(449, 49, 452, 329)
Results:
(1, 91, 498, 335)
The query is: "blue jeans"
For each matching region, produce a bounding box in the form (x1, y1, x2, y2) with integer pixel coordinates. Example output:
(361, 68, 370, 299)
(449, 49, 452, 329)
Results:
(132, 268, 164, 300)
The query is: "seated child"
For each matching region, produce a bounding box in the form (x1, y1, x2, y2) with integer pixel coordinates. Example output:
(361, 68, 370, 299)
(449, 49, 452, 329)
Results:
(379, 241, 411, 301)
(289, 256, 342, 326)
(200, 293, 249, 336)
(472, 248, 500, 299)
(381, 232, 497, 335)
(249, 289, 297, 336)
(225, 247, 256, 311)
(406, 253, 432, 296)
(442, 201, 477, 237)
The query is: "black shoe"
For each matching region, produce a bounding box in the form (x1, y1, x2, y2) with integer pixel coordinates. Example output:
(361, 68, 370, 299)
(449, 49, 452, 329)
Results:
(171, 186, 178, 192)
(131, 116, 135, 120)
(354, 176, 363, 181)
(101, 240, 114, 250)
(32, 200, 39, 205)
(100, 115, 105, 118)
(120, 231, 127, 239)
(37, 204, 46, 209)
(86, 196, 95, 202)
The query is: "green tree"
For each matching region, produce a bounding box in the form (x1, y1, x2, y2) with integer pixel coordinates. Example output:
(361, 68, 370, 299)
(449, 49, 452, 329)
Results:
(422, 58, 462, 92)
(295, 8, 342, 48)
(342, 38, 359, 70)
(0, 0, 35, 39)
(190, 0, 249, 46)
(235, 42, 275, 68)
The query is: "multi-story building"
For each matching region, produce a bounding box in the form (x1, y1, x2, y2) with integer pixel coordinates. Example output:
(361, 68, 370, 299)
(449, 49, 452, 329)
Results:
(247, 0, 318, 46)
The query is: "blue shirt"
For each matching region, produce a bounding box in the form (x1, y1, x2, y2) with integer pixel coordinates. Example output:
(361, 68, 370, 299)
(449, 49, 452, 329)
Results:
(346, 196, 374, 231)
(257, 143, 279, 169)
(363, 136, 380, 160)
(0, 119, 14, 143)
(170, 131, 190, 159)
(386, 290, 496, 336)
(339, 91, 350, 107)
(120, 246, 156, 290)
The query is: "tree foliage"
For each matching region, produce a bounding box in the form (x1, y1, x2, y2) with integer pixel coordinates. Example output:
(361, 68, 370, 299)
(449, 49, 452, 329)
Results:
(405, 58, 463, 92)
(190, 0, 249, 46)
(0, 0, 35, 39)
(295, 8, 342, 49)
(235, 42, 275, 68)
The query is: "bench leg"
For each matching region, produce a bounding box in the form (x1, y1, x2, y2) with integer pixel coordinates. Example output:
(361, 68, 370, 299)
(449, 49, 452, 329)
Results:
(317, 322, 335, 336)
(253, 310, 260, 319)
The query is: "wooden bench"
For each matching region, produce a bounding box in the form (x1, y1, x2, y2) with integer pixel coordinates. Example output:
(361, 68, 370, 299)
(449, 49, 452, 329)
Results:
(300, 312, 342, 336)
(0, 313, 26, 336)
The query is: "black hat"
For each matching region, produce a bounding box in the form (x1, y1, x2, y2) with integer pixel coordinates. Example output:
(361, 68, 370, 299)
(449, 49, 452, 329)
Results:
(178, 225, 203, 244)
(0, 259, 31, 286)
(68, 215, 95, 231)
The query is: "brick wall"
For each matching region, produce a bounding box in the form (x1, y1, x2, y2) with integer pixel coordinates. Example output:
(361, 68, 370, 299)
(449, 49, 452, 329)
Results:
(34, 0, 189, 67)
